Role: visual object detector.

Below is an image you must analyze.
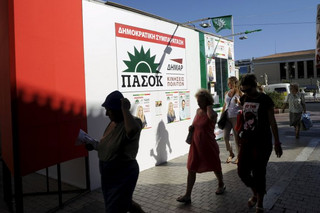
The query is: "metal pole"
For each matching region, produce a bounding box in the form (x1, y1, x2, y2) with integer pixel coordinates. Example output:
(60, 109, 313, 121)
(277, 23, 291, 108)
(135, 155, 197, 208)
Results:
(57, 164, 63, 208)
(2, 161, 13, 211)
(85, 156, 90, 191)
(46, 168, 49, 193)
(220, 59, 223, 105)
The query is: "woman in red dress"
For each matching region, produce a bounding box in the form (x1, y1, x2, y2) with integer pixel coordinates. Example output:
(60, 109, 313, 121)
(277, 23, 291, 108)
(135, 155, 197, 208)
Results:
(177, 89, 225, 204)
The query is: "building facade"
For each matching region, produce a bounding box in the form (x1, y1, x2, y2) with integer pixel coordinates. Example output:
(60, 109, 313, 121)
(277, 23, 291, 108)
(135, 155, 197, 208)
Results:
(236, 49, 320, 90)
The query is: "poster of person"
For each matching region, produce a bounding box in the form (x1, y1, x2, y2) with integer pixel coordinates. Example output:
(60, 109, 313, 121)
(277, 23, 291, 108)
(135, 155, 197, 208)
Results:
(205, 35, 215, 58)
(130, 93, 151, 129)
(207, 58, 216, 82)
(227, 42, 234, 60)
(228, 60, 236, 77)
(165, 91, 179, 123)
(155, 100, 162, 116)
(179, 91, 191, 121)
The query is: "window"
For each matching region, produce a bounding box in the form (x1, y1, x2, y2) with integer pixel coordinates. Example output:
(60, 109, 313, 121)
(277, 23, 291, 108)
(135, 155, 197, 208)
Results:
(297, 61, 304, 78)
(288, 62, 295, 80)
(280, 63, 286, 80)
(274, 88, 287, 93)
(307, 60, 314, 78)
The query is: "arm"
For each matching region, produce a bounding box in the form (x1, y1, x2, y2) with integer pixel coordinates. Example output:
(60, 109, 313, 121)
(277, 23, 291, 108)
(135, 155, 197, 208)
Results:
(121, 98, 142, 138)
(301, 94, 306, 113)
(267, 107, 283, 158)
(282, 102, 288, 113)
(207, 105, 217, 122)
(221, 92, 227, 112)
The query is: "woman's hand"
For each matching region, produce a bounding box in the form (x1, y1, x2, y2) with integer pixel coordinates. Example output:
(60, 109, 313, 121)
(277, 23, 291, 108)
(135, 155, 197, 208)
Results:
(274, 142, 283, 158)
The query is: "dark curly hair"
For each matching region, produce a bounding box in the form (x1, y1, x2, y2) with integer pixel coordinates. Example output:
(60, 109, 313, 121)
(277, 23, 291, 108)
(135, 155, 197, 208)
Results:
(195, 89, 214, 106)
(240, 74, 257, 88)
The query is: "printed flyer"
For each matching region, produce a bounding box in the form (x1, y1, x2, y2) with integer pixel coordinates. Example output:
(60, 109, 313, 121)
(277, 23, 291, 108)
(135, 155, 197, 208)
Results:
(130, 93, 151, 129)
(165, 91, 179, 123)
(179, 91, 191, 121)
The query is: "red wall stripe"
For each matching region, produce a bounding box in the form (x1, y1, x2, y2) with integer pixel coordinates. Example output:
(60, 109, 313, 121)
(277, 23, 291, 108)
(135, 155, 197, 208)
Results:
(6, 0, 87, 175)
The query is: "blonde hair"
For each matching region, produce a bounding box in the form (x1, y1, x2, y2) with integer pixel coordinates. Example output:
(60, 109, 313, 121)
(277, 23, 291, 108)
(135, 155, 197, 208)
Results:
(228, 76, 243, 96)
(167, 102, 175, 117)
(136, 105, 145, 123)
(195, 89, 214, 106)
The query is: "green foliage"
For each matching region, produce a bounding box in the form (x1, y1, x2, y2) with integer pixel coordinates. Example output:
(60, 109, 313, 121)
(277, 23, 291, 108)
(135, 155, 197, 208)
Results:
(265, 91, 286, 108)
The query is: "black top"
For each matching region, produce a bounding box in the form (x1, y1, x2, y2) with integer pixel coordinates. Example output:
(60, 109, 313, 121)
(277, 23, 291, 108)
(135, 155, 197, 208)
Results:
(240, 93, 274, 147)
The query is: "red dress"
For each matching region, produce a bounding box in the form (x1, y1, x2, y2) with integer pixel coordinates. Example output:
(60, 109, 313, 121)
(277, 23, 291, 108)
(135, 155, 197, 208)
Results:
(187, 110, 222, 173)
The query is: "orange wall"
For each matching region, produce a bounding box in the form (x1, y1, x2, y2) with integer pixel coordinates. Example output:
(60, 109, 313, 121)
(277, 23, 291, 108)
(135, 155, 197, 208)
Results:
(3, 0, 88, 175)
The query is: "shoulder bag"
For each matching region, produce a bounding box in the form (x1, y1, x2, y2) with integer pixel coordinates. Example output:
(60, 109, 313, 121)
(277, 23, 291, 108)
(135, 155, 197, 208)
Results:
(217, 94, 233, 130)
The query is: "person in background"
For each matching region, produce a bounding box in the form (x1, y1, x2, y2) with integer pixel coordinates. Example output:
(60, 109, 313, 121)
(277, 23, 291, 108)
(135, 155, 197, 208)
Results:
(176, 89, 225, 204)
(221, 76, 242, 163)
(85, 90, 144, 213)
(282, 83, 306, 139)
(167, 102, 176, 123)
(238, 74, 282, 213)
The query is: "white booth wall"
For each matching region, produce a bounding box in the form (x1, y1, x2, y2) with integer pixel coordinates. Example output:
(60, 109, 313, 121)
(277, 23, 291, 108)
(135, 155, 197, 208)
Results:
(82, 1, 202, 190)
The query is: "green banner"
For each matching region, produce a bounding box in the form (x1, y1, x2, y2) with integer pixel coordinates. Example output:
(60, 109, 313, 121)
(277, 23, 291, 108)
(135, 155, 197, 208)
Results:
(211, 15, 232, 33)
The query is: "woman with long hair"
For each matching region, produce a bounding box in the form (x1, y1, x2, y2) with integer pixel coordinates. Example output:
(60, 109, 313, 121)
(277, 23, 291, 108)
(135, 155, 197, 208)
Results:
(221, 76, 242, 163)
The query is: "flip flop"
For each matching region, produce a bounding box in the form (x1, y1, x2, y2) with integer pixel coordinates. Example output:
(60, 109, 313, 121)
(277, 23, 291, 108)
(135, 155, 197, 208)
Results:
(176, 196, 191, 204)
(215, 185, 226, 195)
(248, 196, 257, 208)
(226, 154, 234, 163)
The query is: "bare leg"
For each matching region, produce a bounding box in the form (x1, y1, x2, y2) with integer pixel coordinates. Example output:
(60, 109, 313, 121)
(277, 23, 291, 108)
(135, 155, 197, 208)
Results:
(185, 171, 196, 198)
(177, 170, 196, 202)
(214, 171, 224, 187)
(256, 192, 264, 209)
(248, 187, 257, 208)
(295, 125, 300, 138)
(214, 171, 226, 194)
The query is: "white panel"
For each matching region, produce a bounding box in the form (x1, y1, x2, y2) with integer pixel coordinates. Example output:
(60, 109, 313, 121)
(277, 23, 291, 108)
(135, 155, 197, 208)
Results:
(82, 0, 201, 190)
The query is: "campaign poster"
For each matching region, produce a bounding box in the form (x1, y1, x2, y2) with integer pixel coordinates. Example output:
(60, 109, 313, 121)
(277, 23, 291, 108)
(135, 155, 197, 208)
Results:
(205, 34, 215, 58)
(207, 58, 216, 82)
(165, 91, 179, 123)
(155, 100, 162, 116)
(130, 93, 151, 129)
(179, 91, 191, 121)
(115, 23, 187, 92)
(228, 60, 236, 77)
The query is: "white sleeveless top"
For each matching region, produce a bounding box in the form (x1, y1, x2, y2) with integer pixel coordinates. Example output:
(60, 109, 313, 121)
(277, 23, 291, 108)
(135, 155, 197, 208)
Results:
(225, 93, 241, 118)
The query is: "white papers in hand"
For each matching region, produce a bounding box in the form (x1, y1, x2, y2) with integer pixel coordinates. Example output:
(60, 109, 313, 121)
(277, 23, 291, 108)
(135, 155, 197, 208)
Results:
(75, 129, 99, 149)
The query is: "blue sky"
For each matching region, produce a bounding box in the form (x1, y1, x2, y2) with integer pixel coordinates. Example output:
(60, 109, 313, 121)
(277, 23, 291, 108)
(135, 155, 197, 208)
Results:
(104, 0, 318, 60)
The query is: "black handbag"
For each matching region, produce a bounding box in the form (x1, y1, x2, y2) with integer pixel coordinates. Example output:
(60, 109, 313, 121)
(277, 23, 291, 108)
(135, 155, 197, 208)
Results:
(185, 125, 194, 144)
(217, 110, 228, 129)
(217, 95, 233, 130)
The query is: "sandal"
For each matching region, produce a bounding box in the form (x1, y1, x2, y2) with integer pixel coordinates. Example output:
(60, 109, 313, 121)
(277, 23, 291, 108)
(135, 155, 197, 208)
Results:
(176, 195, 191, 204)
(232, 158, 238, 164)
(215, 185, 226, 195)
(226, 153, 235, 163)
(256, 207, 264, 213)
(248, 196, 257, 208)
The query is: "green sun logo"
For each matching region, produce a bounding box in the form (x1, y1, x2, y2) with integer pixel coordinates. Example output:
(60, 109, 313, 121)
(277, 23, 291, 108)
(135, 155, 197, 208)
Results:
(123, 46, 160, 73)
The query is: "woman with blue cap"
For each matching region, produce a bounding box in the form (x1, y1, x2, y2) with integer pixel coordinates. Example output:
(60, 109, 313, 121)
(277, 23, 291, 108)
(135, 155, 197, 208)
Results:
(86, 90, 144, 213)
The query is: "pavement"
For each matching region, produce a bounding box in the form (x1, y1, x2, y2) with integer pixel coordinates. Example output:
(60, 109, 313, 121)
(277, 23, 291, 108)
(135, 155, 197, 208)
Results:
(1, 111, 320, 213)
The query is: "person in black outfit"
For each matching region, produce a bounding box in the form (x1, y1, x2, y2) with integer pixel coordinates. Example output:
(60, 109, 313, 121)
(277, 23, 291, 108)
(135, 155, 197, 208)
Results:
(237, 74, 283, 213)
